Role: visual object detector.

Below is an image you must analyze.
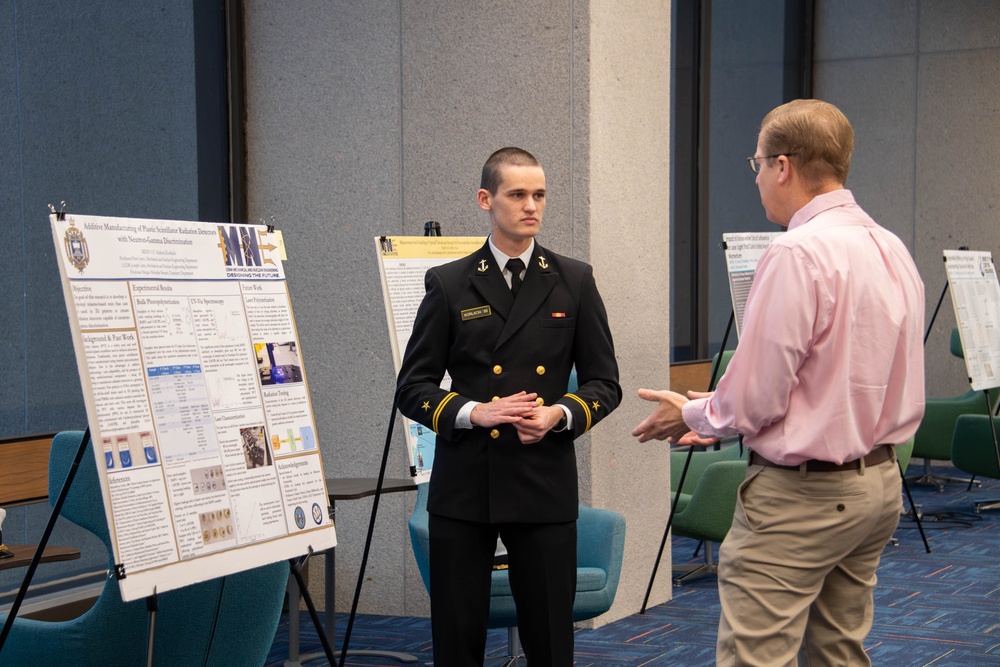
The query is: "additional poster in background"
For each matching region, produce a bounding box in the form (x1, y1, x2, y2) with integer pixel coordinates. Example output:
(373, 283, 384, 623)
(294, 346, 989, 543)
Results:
(375, 235, 485, 482)
(722, 232, 781, 338)
(944, 248, 1000, 391)
(51, 214, 335, 601)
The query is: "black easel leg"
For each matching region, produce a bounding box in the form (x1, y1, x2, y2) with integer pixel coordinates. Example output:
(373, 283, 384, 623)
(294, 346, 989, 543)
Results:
(146, 589, 158, 667)
(641, 446, 694, 614)
(923, 279, 950, 345)
(0, 428, 91, 655)
(290, 553, 338, 666)
(641, 312, 736, 614)
(898, 463, 930, 553)
(339, 396, 398, 667)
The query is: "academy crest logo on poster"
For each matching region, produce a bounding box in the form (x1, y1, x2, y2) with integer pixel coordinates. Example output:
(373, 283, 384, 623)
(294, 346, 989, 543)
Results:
(63, 218, 90, 274)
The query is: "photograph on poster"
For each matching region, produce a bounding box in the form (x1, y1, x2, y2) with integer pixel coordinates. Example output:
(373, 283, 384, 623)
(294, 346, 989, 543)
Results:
(190, 464, 227, 495)
(101, 431, 160, 470)
(199, 508, 235, 546)
(255, 341, 303, 385)
(240, 424, 273, 468)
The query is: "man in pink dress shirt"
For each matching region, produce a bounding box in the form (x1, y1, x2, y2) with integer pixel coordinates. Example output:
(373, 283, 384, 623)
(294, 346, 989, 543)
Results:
(632, 99, 925, 666)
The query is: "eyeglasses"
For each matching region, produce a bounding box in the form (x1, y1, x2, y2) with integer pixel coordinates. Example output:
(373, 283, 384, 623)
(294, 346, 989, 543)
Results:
(746, 154, 796, 174)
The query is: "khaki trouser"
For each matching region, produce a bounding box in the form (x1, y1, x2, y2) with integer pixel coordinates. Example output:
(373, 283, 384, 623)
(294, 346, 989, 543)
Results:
(716, 451, 902, 666)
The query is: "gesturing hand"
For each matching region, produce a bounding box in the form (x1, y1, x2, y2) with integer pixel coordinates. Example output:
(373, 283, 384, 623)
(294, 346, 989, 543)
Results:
(630, 388, 692, 444)
(670, 391, 719, 447)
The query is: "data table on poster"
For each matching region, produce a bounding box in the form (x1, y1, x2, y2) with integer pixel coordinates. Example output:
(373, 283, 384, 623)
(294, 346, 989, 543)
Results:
(147, 364, 218, 460)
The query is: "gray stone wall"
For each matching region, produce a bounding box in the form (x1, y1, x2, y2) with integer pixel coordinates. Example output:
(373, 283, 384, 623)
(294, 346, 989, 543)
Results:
(815, 0, 1000, 396)
(243, 0, 672, 622)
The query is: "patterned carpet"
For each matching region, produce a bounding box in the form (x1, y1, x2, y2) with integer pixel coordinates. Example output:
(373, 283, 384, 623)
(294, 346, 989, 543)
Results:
(266, 464, 1000, 666)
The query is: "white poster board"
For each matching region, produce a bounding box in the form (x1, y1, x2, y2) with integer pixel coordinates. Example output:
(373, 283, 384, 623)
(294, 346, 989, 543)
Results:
(943, 248, 1000, 391)
(722, 232, 781, 338)
(51, 214, 335, 601)
(375, 235, 485, 482)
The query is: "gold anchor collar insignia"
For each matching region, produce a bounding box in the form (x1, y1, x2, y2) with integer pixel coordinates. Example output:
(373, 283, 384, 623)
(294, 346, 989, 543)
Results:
(538, 256, 549, 270)
(478, 259, 489, 273)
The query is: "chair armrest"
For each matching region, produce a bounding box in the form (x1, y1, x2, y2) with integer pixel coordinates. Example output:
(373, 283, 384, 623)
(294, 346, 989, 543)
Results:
(576, 505, 625, 606)
(672, 460, 746, 543)
(952, 415, 1000, 478)
(671, 444, 745, 494)
(913, 390, 991, 458)
(576, 506, 625, 571)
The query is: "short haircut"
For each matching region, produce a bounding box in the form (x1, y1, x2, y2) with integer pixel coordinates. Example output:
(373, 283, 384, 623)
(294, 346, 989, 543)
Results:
(759, 99, 854, 186)
(480, 147, 540, 194)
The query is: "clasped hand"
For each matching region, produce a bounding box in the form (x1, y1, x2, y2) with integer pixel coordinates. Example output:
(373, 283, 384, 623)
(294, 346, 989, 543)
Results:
(631, 389, 718, 446)
(470, 391, 564, 444)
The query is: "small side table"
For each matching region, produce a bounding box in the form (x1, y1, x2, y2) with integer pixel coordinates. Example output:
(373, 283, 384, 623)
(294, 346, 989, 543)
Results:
(286, 477, 420, 667)
(0, 544, 81, 571)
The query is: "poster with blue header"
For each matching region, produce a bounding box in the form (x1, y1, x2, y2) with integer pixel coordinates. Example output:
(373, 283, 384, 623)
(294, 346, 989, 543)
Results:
(51, 213, 335, 602)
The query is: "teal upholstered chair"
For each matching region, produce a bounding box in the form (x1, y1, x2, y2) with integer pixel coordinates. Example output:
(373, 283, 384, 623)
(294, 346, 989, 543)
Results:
(0, 431, 289, 667)
(667, 350, 744, 583)
(670, 445, 747, 583)
(707, 349, 737, 450)
(408, 483, 626, 665)
(951, 415, 1000, 513)
(910, 328, 992, 490)
(709, 349, 735, 390)
(670, 443, 745, 510)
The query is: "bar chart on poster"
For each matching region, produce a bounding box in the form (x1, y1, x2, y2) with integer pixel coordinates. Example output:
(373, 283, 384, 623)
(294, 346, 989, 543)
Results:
(51, 213, 335, 601)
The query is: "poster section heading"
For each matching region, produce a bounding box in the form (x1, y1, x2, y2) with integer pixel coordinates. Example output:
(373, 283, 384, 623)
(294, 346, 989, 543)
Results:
(944, 248, 1000, 391)
(52, 214, 331, 601)
(376, 236, 486, 481)
(57, 214, 284, 281)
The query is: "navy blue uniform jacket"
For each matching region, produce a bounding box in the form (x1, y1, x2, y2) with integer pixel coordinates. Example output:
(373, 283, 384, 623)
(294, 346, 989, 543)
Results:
(396, 240, 621, 524)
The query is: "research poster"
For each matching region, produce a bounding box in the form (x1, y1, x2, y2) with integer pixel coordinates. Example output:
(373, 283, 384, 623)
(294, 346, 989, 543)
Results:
(52, 214, 335, 601)
(944, 248, 1000, 391)
(722, 232, 781, 338)
(375, 235, 485, 482)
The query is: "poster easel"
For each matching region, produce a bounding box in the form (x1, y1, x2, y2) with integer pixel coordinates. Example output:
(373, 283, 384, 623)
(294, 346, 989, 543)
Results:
(335, 227, 483, 664)
(943, 249, 1000, 481)
(640, 232, 775, 611)
(374, 233, 485, 481)
(640, 230, 931, 610)
(1, 208, 337, 663)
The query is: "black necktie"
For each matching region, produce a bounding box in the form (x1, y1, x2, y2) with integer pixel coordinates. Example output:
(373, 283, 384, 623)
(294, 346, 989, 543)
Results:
(506, 258, 525, 297)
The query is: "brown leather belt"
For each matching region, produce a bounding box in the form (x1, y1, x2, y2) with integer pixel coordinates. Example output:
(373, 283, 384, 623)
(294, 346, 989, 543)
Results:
(749, 445, 893, 472)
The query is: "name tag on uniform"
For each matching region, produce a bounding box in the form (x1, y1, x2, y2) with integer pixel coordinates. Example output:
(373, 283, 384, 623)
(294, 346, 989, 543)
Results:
(461, 305, 492, 321)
